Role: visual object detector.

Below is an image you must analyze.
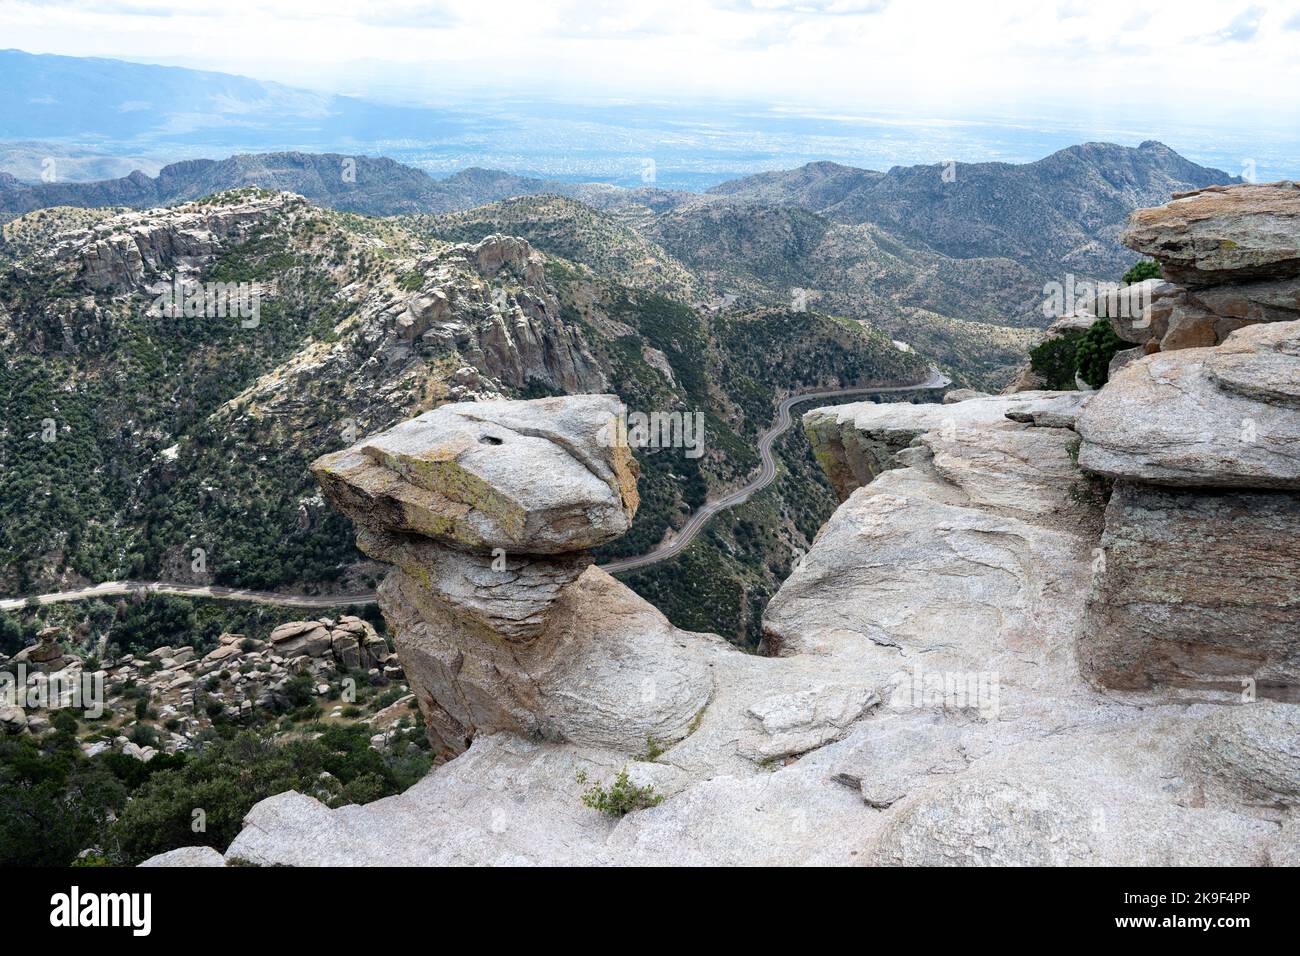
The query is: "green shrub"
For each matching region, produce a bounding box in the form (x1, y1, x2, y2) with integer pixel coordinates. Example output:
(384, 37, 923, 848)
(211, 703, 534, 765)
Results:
(578, 768, 664, 817)
(0, 735, 128, 866)
(1076, 319, 1127, 389)
(109, 725, 431, 864)
(1028, 330, 1085, 390)
(1122, 260, 1161, 284)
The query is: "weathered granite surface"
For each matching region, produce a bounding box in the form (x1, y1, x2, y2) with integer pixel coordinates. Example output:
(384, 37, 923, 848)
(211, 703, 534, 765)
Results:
(1123, 181, 1300, 285)
(1081, 481, 1300, 699)
(1077, 320, 1300, 489)
(144, 391, 1298, 867)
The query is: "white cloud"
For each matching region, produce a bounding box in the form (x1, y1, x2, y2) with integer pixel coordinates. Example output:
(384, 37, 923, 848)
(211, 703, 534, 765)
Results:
(1214, 4, 1267, 41)
(1, 0, 1298, 130)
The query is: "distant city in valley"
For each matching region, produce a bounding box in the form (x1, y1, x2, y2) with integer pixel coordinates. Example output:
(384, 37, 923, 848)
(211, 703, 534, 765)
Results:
(2, 49, 1296, 189)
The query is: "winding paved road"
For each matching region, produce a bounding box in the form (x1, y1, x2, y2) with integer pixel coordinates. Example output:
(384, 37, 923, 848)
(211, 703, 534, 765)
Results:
(599, 369, 950, 574)
(0, 580, 378, 612)
(0, 371, 948, 609)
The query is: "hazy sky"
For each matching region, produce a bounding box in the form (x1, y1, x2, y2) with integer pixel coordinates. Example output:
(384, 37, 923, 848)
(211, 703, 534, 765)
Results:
(3, 0, 1299, 131)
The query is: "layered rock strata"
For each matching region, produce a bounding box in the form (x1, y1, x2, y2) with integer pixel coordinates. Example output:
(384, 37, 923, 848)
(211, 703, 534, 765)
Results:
(1110, 182, 1300, 353)
(1076, 184, 1300, 700)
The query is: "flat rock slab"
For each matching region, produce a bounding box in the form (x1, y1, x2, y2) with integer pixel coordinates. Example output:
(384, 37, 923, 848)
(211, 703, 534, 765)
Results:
(1123, 181, 1300, 284)
(312, 395, 639, 553)
(1076, 320, 1300, 488)
(804, 390, 1090, 499)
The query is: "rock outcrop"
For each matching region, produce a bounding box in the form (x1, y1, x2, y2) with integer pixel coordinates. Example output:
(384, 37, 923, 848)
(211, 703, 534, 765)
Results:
(1004, 183, 1300, 394)
(47, 190, 295, 295)
(148, 380, 1297, 865)
(804, 390, 1089, 500)
(0, 615, 405, 761)
(142, 184, 1299, 869)
(309, 394, 716, 755)
(1109, 182, 1300, 353)
(1075, 186, 1300, 700)
(1124, 181, 1300, 284)
(1077, 321, 1300, 488)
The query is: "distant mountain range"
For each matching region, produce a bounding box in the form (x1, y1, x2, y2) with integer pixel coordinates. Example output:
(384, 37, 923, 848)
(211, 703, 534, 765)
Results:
(1, 142, 1235, 274)
(0, 139, 1238, 386)
(708, 141, 1236, 272)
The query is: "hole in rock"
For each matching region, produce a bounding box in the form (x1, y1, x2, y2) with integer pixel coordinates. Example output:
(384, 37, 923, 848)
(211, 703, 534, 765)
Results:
(479, 435, 504, 445)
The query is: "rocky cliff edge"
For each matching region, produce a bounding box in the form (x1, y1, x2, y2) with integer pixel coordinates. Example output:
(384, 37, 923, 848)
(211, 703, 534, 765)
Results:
(143, 183, 1299, 867)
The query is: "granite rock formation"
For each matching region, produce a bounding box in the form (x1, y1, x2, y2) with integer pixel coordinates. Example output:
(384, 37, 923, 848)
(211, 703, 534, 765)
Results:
(1075, 185, 1300, 699)
(1110, 182, 1300, 353)
(140, 185, 1299, 869)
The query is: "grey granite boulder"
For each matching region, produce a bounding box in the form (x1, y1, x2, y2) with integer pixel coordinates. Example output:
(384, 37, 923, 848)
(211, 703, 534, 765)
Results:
(1077, 320, 1300, 488)
(139, 846, 227, 867)
(1123, 181, 1300, 285)
(312, 394, 639, 554)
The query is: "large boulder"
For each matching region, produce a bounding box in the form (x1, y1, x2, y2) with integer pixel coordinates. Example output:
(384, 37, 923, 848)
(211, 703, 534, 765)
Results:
(1077, 320, 1300, 488)
(138, 846, 227, 867)
(1123, 181, 1300, 285)
(382, 564, 715, 754)
(268, 621, 331, 658)
(312, 395, 711, 756)
(311, 395, 638, 554)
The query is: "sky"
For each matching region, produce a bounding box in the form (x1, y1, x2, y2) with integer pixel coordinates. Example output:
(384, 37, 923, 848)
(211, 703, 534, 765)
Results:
(1, 0, 1298, 156)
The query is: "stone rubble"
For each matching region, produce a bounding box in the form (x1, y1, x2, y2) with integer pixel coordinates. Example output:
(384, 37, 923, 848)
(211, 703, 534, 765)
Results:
(0, 616, 407, 759)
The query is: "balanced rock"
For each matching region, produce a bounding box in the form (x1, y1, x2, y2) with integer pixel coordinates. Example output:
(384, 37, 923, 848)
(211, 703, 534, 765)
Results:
(311, 395, 638, 554)
(312, 395, 716, 756)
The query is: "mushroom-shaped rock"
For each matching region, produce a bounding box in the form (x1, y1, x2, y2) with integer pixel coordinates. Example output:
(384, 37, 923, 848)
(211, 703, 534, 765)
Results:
(311, 395, 638, 554)
(310, 395, 707, 757)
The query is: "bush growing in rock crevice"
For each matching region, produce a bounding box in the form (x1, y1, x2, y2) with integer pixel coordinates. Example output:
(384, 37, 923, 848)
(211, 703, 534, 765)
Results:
(576, 768, 664, 817)
(1076, 319, 1126, 389)
(1028, 330, 1086, 390)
